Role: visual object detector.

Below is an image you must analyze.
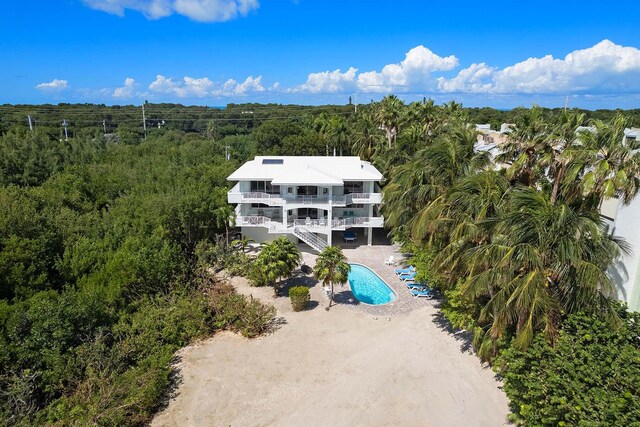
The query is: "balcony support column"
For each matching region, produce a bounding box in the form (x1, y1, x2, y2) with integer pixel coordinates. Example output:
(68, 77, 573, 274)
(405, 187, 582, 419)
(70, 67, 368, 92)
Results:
(368, 204, 374, 246)
(327, 186, 333, 246)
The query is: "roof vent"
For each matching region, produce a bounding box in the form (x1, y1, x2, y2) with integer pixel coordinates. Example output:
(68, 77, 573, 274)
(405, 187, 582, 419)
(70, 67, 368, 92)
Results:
(262, 159, 284, 165)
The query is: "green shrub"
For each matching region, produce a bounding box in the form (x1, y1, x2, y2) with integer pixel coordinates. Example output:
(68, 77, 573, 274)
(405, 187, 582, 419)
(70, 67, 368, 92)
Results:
(496, 306, 640, 426)
(211, 293, 275, 338)
(289, 286, 309, 311)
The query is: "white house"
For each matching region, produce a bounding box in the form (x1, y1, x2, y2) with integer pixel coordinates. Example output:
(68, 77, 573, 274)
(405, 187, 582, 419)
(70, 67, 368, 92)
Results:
(227, 156, 385, 252)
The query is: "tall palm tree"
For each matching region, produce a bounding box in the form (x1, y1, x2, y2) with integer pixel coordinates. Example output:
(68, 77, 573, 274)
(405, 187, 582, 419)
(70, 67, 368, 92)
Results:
(323, 115, 349, 156)
(577, 115, 640, 208)
(497, 106, 548, 187)
(313, 246, 350, 308)
(351, 112, 384, 161)
(437, 188, 623, 354)
(214, 205, 236, 247)
(375, 95, 404, 149)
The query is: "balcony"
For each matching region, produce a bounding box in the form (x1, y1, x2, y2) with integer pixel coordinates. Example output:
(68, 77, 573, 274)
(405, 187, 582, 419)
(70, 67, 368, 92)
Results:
(331, 216, 384, 229)
(228, 186, 382, 208)
(331, 193, 382, 206)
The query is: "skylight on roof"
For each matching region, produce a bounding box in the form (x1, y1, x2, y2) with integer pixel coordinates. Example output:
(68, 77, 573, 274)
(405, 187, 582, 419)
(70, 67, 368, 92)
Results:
(262, 159, 284, 165)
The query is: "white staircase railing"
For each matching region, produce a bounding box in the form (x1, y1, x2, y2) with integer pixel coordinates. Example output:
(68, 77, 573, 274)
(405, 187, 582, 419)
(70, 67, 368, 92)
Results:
(293, 227, 327, 252)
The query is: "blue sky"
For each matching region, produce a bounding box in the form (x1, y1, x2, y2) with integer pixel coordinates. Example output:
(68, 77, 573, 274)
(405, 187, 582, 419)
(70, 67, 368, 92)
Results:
(2, 0, 640, 109)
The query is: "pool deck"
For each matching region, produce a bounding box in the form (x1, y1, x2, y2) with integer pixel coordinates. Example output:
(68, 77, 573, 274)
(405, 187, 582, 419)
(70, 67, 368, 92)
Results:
(299, 229, 430, 317)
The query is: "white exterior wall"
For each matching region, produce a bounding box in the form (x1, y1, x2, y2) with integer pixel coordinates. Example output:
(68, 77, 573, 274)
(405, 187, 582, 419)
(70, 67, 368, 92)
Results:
(611, 196, 640, 312)
(241, 227, 297, 245)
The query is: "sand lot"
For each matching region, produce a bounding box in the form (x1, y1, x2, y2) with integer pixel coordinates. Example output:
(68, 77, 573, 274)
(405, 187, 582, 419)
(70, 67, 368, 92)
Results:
(153, 250, 509, 427)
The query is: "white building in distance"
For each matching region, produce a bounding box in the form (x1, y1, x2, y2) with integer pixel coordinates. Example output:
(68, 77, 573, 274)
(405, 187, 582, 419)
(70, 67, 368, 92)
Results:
(227, 156, 385, 252)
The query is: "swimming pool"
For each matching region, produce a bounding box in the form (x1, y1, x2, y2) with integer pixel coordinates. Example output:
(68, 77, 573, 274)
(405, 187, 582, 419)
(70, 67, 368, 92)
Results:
(348, 264, 396, 305)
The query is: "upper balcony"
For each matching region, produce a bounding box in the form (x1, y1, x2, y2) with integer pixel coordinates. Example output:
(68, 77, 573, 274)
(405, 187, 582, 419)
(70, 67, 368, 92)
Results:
(228, 184, 382, 207)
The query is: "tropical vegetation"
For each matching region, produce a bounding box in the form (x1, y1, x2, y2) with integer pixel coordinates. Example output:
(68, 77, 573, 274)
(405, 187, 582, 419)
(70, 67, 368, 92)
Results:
(1, 100, 639, 425)
(313, 246, 350, 308)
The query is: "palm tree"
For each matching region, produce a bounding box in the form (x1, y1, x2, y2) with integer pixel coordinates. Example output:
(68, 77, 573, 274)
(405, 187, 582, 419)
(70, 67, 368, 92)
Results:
(323, 115, 349, 156)
(214, 205, 236, 247)
(375, 95, 404, 148)
(351, 112, 384, 161)
(577, 115, 640, 208)
(256, 237, 301, 296)
(313, 246, 350, 308)
(497, 106, 548, 187)
(436, 187, 623, 355)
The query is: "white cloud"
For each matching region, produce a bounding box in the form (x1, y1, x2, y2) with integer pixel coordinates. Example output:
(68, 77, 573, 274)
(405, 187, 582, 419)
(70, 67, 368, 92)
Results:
(35, 79, 69, 91)
(439, 40, 640, 94)
(82, 0, 259, 22)
(294, 45, 458, 94)
(149, 75, 215, 97)
(436, 63, 495, 93)
(295, 67, 358, 93)
(113, 77, 136, 98)
(148, 74, 265, 98)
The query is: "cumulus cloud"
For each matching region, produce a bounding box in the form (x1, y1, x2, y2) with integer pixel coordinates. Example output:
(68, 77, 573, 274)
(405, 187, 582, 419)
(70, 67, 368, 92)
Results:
(438, 40, 640, 94)
(35, 79, 69, 91)
(222, 75, 265, 95)
(149, 75, 215, 97)
(148, 74, 264, 97)
(82, 0, 259, 22)
(113, 77, 136, 98)
(294, 45, 458, 94)
(296, 67, 358, 93)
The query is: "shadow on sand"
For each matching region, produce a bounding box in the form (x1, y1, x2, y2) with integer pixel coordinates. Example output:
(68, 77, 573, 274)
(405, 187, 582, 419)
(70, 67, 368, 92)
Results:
(430, 300, 475, 354)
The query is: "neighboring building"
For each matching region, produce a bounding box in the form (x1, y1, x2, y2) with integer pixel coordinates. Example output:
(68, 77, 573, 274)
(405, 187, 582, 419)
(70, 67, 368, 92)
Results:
(227, 156, 384, 252)
(605, 128, 640, 311)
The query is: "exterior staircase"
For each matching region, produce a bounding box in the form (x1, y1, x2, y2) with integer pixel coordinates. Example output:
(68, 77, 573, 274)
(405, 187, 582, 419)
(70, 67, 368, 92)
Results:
(292, 227, 327, 252)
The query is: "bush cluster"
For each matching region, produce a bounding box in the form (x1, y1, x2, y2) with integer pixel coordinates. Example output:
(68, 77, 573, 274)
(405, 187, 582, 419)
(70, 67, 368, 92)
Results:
(289, 286, 310, 311)
(496, 307, 640, 426)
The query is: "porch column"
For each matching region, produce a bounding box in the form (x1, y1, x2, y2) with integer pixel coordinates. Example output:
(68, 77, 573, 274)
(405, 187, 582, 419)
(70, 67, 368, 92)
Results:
(282, 206, 287, 229)
(327, 186, 333, 246)
(368, 203, 374, 246)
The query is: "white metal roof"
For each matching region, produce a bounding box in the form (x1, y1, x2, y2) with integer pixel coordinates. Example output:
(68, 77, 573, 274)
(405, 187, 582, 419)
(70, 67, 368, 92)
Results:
(227, 156, 383, 183)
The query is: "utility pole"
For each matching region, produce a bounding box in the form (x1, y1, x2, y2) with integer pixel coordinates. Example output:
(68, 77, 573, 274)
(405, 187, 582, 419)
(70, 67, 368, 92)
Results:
(564, 96, 569, 112)
(103, 119, 107, 135)
(142, 104, 147, 139)
(354, 94, 358, 114)
(225, 145, 230, 160)
(62, 120, 69, 141)
(27, 115, 33, 133)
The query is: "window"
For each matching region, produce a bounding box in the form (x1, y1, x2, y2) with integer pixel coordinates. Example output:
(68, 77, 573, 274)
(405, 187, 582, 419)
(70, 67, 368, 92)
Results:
(262, 159, 284, 165)
(250, 181, 265, 192)
(343, 181, 364, 194)
(266, 183, 280, 195)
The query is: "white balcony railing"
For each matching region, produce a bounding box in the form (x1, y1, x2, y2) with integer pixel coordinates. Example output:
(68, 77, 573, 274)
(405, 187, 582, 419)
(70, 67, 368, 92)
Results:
(331, 216, 384, 229)
(293, 218, 329, 229)
(229, 188, 382, 207)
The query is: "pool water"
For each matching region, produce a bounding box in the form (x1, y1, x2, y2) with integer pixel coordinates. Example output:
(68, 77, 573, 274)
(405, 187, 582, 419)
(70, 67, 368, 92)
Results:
(348, 264, 396, 305)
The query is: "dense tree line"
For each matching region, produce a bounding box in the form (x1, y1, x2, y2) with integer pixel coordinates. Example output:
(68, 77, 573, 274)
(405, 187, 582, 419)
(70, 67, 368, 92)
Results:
(370, 97, 640, 425)
(1, 100, 639, 425)
(0, 123, 271, 424)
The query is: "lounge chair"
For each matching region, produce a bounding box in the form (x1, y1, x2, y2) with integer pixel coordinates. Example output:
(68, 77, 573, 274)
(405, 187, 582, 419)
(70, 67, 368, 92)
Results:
(394, 265, 415, 275)
(384, 256, 396, 265)
(411, 289, 433, 299)
(400, 272, 417, 282)
(405, 282, 428, 291)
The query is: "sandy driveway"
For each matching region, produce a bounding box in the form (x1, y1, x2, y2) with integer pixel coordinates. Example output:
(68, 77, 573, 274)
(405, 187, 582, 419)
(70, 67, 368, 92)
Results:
(153, 264, 509, 427)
